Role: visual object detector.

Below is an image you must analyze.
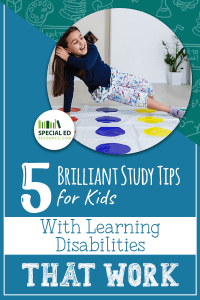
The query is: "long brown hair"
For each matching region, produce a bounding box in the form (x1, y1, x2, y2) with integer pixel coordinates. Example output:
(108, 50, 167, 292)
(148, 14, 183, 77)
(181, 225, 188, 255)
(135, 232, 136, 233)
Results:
(52, 26, 86, 97)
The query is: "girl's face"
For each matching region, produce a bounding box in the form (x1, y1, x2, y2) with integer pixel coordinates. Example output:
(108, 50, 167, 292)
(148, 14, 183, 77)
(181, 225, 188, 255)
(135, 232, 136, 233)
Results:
(66, 30, 87, 57)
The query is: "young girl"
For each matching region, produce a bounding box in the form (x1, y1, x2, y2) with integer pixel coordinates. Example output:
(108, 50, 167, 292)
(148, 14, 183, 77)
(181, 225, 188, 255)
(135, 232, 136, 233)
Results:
(52, 26, 184, 119)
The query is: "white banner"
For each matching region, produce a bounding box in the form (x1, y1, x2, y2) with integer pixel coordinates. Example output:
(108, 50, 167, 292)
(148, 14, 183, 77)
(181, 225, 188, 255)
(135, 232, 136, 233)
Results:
(4, 217, 196, 255)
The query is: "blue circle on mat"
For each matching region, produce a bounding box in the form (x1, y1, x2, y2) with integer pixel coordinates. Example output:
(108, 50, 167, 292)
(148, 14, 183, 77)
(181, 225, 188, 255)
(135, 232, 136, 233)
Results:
(96, 107, 118, 113)
(96, 127, 125, 137)
(96, 143, 131, 154)
(95, 116, 121, 123)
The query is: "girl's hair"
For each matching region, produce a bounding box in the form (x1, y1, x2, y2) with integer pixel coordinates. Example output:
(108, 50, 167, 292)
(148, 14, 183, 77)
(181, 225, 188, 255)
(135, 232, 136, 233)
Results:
(52, 26, 86, 97)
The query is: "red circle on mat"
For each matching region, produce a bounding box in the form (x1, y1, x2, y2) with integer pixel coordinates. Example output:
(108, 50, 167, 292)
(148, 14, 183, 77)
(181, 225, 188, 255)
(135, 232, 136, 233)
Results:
(71, 116, 78, 122)
(58, 107, 81, 112)
(71, 107, 81, 112)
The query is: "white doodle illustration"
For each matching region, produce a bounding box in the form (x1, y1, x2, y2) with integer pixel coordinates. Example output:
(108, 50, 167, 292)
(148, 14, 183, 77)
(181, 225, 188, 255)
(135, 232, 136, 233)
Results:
(60, 0, 86, 23)
(40, 25, 69, 42)
(186, 123, 200, 137)
(192, 79, 200, 93)
(184, 44, 200, 70)
(6, 0, 22, 13)
(173, 0, 199, 11)
(92, 0, 113, 11)
(131, 0, 139, 2)
(26, 0, 54, 26)
(156, 0, 172, 18)
(173, 24, 184, 33)
(191, 98, 200, 108)
(179, 117, 194, 128)
(192, 13, 200, 37)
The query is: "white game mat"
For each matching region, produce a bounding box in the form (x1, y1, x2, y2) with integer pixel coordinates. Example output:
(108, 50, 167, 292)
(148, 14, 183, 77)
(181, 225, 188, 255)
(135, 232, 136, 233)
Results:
(54, 105, 181, 154)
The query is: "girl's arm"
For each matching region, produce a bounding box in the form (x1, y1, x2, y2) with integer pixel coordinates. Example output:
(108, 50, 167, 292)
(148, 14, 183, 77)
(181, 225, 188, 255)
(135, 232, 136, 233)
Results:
(67, 44, 98, 70)
(64, 73, 74, 113)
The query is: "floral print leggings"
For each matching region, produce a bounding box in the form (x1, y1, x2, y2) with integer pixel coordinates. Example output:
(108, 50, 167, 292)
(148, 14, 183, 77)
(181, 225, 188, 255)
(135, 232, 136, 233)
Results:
(91, 67, 154, 107)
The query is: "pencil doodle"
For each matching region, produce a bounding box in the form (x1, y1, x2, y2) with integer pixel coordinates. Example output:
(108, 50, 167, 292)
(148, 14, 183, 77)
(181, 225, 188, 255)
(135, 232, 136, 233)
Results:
(26, 0, 54, 27)
(173, 0, 199, 12)
(92, 0, 113, 11)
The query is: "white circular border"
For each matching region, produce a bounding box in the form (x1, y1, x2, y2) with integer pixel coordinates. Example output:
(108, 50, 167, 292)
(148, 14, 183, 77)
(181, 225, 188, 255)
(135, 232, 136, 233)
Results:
(34, 110, 75, 150)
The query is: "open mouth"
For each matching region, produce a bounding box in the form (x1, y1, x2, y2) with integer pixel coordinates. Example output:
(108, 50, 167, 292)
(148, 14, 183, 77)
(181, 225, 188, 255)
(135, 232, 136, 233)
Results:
(80, 45, 86, 51)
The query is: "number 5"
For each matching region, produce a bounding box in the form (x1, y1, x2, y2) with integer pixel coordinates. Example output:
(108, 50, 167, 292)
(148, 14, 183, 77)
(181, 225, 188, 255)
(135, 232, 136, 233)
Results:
(21, 163, 51, 213)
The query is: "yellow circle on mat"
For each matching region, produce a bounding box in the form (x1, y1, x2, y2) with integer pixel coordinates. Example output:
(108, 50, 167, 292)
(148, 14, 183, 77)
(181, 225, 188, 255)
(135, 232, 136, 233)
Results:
(133, 108, 156, 113)
(143, 127, 172, 137)
(137, 116, 163, 123)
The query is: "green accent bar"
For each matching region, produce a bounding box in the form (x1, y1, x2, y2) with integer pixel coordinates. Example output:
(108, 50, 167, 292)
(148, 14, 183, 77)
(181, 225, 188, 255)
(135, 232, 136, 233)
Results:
(55, 119, 56, 129)
(50, 122, 52, 129)
(57, 120, 61, 128)
(42, 122, 43, 129)
(38, 120, 41, 129)
(44, 121, 46, 129)
(46, 121, 49, 129)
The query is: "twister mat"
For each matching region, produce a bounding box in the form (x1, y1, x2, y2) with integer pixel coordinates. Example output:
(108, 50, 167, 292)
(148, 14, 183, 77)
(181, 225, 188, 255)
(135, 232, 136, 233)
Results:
(57, 106, 180, 154)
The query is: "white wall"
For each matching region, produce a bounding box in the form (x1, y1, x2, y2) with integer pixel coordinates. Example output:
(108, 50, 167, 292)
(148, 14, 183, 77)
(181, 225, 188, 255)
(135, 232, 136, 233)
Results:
(110, 9, 190, 84)
(75, 10, 110, 65)
(47, 8, 190, 84)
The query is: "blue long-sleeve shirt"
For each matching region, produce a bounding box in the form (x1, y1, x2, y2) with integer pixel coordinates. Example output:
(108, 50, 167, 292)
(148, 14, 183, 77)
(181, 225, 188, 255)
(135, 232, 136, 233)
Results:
(64, 43, 111, 112)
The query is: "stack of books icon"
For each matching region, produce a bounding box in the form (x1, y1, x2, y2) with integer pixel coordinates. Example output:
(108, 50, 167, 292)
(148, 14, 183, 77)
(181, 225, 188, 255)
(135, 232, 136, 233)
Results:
(38, 119, 61, 129)
(60, 0, 86, 23)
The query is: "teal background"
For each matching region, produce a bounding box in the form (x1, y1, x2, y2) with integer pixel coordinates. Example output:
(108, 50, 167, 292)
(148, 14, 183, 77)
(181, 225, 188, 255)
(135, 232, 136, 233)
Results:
(5, 255, 196, 295)
(1, 1, 200, 298)
(1, 0, 200, 145)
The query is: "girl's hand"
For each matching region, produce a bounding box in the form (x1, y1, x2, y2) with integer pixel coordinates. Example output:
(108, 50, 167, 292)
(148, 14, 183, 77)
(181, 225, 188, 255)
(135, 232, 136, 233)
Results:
(56, 46, 70, 62)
